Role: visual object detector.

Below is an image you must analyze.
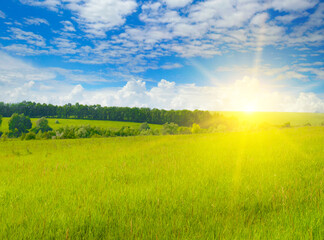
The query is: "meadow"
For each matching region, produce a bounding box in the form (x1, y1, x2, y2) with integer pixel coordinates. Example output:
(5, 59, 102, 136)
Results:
(0, 127, 323, 239)
(0, 117, 162, 132)
(221, 111, 324, 126)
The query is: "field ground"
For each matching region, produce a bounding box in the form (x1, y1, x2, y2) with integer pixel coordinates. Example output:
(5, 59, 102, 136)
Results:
(220, 111, 324, 126)
(0, 117, 162, 132)
(0, 127, 323, 239)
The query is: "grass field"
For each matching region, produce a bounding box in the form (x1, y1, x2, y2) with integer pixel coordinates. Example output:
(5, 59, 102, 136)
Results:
(0, 117, 162, 132)
(0, 127, 323, 239)
(220, 111, 324, 126)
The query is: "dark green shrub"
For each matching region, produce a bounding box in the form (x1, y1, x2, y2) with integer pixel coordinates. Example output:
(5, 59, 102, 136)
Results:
(282, 122, 291, 128)
(25, 132, 36, 140)
(178, 127, 191, 134)
(139, 122, 150, 131)
(162, 122, 178, 135)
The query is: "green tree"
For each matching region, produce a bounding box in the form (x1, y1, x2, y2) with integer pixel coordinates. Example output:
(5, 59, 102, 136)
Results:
(36, 117, 52, 132)
(162, 122, 179, 135)
(8, 113, 32, 135)
(0, 114, 2, 126)
(139, 122, 150, 131)
(191, 123, 201, 134)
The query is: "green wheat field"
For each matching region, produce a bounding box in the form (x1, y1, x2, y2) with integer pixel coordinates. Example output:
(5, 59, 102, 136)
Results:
(0, 114, 323, 239)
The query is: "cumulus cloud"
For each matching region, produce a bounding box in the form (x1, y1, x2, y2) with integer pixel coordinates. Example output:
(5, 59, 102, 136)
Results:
(271, 0, 318, 12)
(70, 78, 324, 112)
(65, 0, 137, 37)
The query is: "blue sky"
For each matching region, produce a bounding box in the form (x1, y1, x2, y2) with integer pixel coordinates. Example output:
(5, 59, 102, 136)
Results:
(0, 0, 323, 112)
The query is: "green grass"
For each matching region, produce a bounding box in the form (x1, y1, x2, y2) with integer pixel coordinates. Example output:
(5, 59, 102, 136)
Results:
(0, 127, 323, 239)
(0, 117, 162, 132)
(220, 111, 324, 126)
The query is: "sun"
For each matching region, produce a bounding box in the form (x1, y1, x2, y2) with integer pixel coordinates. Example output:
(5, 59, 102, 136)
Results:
(243, 103, 257, 113)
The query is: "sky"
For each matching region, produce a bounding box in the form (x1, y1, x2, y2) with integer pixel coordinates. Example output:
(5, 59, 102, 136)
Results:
(0, 0, 323, 112)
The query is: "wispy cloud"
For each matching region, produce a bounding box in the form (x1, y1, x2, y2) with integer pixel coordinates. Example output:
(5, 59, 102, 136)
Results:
(4, 1, 321, 69)
(19, 0, 60, 11)
(24, 17, 49, 25)
(160, 63, 183, 70)
(0, 10, 5, 19)
(9, 27, 46, 47)
(60, 20, 76, 32)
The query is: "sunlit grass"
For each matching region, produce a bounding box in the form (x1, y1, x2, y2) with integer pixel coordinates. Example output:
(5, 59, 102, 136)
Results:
(220, 111, 324, 126)
(0, 127, 323, 239)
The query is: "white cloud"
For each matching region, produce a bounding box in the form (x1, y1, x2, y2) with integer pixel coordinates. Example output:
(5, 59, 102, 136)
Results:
(2, 44, 49, 55)
(51, 37, 78, 54)
(24, 17, 49, 25)
(160, 63, 183, 70)
(158, 79, 175, 88)
(77, 77, 324, 112)
(13, 0, 323, 65)
(0, 10, 6, 19)
(0, 51, 56, 84)
(20, 0, 137, 37)
(250, 12, 269, 26)
(298, 67, 324, 80)
(9, 27, 46, 47)
(290, 92, 324, 112)
(66, 0, 137, 37)
(61, 20, 76, 32)
(271, 0, 318, 12)
(19, 0, 61, 11)
(162, 0, 193, 9)
(275, 13, 304, 24)
(216, 64, 311, 82)
(290, 3, 324, 37)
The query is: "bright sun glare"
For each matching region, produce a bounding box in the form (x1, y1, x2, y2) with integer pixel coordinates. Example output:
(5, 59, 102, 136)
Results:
(243, 104, 257, 113)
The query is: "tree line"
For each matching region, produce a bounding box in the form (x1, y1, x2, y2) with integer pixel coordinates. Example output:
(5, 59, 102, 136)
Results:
(0, 113, 204, 140)
(0, 101, 217, 127)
